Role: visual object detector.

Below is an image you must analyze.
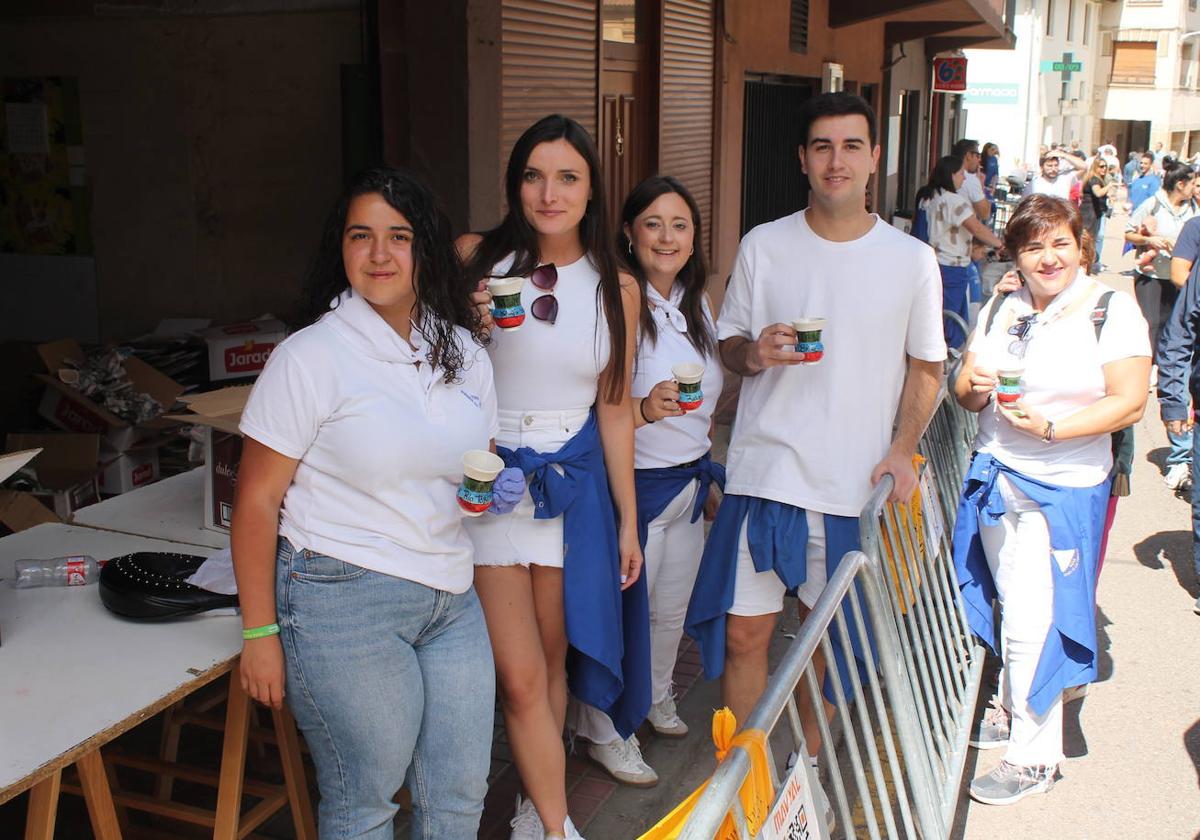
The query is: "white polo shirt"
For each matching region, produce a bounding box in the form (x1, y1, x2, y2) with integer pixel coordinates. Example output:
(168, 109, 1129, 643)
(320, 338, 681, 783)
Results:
(717, 210, 947, 516)
(240, 291, 499, 593)
(632, 284, 723, 469)
(968, 274, 1150, 486)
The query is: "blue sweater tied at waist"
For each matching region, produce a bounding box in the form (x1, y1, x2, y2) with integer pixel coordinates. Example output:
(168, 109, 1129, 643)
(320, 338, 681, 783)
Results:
(683, 495, 871, 701)
(633, 452, 726, 549)
(952, 452, 1110, 716)
(498, 410, 649, 738)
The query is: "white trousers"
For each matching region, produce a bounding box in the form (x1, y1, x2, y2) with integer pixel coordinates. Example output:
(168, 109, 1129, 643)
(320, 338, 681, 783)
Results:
(574, 480, 704, 744)
(978, 476, 1064, 768)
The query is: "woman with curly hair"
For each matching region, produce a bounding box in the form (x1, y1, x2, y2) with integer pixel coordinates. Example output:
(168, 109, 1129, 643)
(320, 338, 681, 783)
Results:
(232, 167, 499, 838)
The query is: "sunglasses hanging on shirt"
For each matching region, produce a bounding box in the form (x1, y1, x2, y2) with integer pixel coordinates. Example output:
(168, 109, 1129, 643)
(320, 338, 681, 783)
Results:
(529, 263, 558, 324)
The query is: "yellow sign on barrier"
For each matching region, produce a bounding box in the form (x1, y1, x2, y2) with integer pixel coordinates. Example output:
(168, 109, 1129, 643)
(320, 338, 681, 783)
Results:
(880, 454, 928, 614)
(638, 708, 773, 840)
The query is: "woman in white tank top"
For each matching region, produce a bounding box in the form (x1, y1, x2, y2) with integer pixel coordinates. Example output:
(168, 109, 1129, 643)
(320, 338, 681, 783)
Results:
(458, 115, 641, 840)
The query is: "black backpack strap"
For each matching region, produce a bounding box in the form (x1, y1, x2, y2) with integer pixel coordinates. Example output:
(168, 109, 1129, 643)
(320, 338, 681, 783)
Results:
(1091, 290, 1115, 341)
(982, 290, 1013, 335)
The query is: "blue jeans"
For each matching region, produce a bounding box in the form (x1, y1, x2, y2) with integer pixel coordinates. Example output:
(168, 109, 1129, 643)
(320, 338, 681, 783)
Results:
(939, 263, 972, 350)
(1168, 427, 1193, 468)
(276, 539, 494, 840)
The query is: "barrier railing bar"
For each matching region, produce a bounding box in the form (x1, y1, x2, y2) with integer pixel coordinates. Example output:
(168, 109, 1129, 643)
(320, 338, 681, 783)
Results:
(845, 580, 919, 839)
(817, 630, 882, 840)
(804, 662, 852, 836)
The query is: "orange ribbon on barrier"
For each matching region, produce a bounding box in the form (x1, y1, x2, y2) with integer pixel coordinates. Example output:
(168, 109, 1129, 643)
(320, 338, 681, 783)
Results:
(880, 454, 928, 614)
(637, 708, 773, 840)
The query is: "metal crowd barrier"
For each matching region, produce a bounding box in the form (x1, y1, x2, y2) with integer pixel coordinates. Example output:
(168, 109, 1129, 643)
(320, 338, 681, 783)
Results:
(676, 383, 984, 839)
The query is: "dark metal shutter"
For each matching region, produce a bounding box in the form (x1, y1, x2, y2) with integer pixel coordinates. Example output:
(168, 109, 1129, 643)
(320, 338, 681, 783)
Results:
(658, 0, 715, 257)
(501, 0, 599, 178)
(790, 0, 809, 53)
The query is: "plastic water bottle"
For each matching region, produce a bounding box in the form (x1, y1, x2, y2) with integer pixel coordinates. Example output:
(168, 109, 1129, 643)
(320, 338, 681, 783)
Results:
(13, 555, 101, 588)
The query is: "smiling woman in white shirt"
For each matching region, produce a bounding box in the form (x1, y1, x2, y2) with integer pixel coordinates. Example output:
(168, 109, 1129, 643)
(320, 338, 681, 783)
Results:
(952, 194, 1149, 808)
(572, 175, 725, 787)
(231, 168, 498, 839)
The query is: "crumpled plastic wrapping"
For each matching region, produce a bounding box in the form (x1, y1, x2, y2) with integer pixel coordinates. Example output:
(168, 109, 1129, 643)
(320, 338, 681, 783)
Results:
(57, 348, 163, 424)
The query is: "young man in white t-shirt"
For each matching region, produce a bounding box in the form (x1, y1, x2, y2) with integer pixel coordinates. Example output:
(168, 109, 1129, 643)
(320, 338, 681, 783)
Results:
(953, 138, 990, 221)
(1029, 152, 1083, 200)
(712, 93, 946, 751)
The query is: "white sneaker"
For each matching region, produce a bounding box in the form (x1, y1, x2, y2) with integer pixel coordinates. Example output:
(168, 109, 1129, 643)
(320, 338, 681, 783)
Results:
(509, 795, 543, 840)
(545, 815, 587, 839)
(646, 693, 688, 738)
(587, 735, 659, 787)
(1164, 463, 1192, 491)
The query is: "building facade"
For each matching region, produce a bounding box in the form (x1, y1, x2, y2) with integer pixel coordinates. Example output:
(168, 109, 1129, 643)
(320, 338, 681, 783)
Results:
(1095, 0, 1200, 160)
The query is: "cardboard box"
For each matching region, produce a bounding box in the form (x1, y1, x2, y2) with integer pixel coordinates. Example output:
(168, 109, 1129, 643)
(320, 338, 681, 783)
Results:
(0, 449, 62, 535)
(35, 339, 184, 451)
(167, 386, 252, 532)
(5, 433, 102, 519)
(98, 446, 160, 495)
(202, 319, 287, 382)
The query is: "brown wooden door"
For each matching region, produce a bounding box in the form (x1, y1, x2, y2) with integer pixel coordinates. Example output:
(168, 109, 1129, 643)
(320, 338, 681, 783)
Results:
(599, 1, 655, 229)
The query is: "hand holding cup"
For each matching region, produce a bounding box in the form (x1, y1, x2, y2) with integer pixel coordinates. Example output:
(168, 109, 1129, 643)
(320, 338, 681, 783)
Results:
(749, 323, 804, 371)
(641, 380, 684, 422)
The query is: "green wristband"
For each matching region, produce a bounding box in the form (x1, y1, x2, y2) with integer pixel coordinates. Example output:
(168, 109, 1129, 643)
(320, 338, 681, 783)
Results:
(242, 623, 280, 640)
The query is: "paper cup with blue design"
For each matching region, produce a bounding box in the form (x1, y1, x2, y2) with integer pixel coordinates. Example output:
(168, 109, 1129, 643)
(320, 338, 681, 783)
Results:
(792, 317, 827, 365)
(458, 450, 505, 516)
(487, 277, 526, 331)
(672, 362, 705, 412)
(995, 367, 1024, 406)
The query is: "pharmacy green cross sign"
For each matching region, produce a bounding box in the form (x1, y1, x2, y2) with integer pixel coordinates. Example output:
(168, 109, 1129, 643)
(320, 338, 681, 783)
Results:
(1039, 51, 1083, 79)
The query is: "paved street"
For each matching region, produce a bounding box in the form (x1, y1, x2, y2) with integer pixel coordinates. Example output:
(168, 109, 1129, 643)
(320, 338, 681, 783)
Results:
(591, 215, 1200, 839)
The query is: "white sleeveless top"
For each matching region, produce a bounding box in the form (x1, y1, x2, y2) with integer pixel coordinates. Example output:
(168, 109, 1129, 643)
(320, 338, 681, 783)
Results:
(487, 253, 611, 412)
(632, 284, 723, 469)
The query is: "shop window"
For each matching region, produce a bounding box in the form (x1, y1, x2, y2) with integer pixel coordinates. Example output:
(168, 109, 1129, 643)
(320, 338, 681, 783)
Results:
(602, 0, 636, 43)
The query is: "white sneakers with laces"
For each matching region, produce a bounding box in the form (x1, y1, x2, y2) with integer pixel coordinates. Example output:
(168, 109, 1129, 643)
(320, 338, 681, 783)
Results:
(646, 693, 689, 738)
(508, 795, 543, 840)
(1164, 462, 1192, 491)
(586, 734, 659, 787)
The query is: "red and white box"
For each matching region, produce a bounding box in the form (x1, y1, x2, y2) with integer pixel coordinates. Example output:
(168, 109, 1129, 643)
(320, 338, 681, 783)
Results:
(203, 319, 287, 382)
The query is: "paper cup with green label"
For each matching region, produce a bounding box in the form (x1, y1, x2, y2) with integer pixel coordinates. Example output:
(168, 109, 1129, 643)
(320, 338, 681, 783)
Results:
(792, 317, 827, 365)
(487, 277, 526, 331)
(457, 450, 505, 516)
(995, 367, 1024, 405)
(672, 362, 705, 412)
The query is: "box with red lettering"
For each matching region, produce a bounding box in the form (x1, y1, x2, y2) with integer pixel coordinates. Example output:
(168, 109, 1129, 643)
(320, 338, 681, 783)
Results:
(202, 319, 287, 382)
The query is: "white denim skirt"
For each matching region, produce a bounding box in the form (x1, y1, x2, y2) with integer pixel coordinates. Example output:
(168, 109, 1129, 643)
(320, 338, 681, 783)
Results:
(465, 407, 592, 568)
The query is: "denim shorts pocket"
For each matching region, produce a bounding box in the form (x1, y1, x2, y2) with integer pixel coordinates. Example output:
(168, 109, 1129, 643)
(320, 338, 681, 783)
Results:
(290, 550, 369, 582)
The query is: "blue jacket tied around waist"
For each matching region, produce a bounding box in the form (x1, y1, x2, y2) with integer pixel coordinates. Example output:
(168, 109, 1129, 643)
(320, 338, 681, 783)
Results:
(952, 453, 1109, 716)
(683, 495, 872, 701)
(633, 452, 726, 549)
(498, 410, 649, 738)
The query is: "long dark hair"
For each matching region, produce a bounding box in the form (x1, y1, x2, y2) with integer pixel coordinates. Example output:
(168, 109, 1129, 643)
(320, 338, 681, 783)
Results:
(301, 167, 486, 384)
(617, 175, 714, 359)
(464, 114, 627, 403)
(915, 154, 964, 205)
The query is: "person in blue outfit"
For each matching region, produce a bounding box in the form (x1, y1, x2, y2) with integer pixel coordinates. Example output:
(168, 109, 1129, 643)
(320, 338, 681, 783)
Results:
(573, 176, 726, 787)
(1127, 152, 1161, 215)
(232, 168, 505, 839)
(1156, 215, 1200, 614)
(685, 92, 946, 818)
(953, 195, 1150, 806)
(460, 115, 643, 840)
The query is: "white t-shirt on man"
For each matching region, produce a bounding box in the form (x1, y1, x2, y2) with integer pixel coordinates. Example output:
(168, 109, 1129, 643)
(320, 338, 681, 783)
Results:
(968, 274, 1150, 487)
(717, 210, 947, 516)
(1030, 172, 1076, 200)
(240, 291, 499, 594)
(957, 171, 985, 207)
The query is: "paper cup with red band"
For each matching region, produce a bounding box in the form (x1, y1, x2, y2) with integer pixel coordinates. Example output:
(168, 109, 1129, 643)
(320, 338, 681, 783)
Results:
(487, 277, 526, 331)
(457, 450, 505, 516)
(792, 317, 827, 365)
(995, 368, 1024, 405)
(672, 362, 705, 412)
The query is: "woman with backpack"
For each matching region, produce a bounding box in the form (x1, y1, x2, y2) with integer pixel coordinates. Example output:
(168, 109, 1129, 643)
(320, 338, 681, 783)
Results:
(916, 154, 1005, 350)
(952, 195, 1150, 807)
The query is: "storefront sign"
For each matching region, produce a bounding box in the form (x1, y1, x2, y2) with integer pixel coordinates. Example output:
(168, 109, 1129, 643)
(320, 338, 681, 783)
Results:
(933, 57, 968, 93)
(964, 83, 1020, 105)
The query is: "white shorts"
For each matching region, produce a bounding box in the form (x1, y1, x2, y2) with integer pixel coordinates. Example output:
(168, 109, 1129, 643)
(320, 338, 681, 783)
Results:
(465, 407, 592, 568)
(729, 509, 827, 615)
